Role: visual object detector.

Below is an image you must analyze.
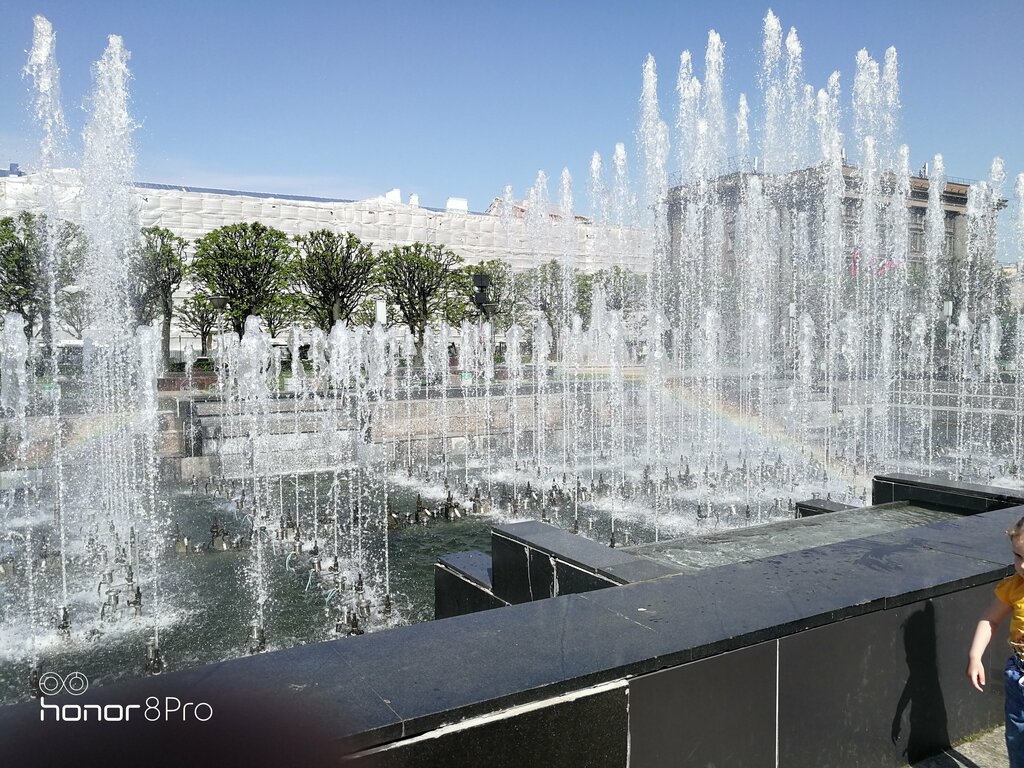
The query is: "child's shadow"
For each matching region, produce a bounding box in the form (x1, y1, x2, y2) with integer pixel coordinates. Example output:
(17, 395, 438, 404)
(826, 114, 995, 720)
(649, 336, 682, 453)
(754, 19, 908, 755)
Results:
(891, 602, 967, 765)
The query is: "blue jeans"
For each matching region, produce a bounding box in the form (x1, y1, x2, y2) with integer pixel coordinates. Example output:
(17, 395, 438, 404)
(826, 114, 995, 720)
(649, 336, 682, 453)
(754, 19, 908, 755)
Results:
(1006, 657, 1024, 768)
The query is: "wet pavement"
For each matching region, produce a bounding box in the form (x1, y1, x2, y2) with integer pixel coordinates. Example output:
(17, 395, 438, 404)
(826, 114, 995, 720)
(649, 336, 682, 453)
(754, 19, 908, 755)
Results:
(910, 726, 1007, 768)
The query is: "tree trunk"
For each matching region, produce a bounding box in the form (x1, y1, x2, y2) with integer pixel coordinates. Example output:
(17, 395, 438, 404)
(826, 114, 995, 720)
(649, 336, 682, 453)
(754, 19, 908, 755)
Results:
(39, 305, 53, 357)
(413, 326, 425, 367)
(22, 313, 35, 342)
(543, 311, 558, 360)
(331, 297, 342, 329)
(161, 312, 172, 373)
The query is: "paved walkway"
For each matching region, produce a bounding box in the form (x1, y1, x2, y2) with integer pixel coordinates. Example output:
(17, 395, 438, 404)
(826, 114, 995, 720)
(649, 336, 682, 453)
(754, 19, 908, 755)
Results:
(910, 727, 1007, 768)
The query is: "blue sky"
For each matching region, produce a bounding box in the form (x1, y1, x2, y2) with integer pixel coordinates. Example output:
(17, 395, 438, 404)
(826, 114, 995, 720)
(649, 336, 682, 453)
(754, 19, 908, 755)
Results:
(0, 0, 1021, 216)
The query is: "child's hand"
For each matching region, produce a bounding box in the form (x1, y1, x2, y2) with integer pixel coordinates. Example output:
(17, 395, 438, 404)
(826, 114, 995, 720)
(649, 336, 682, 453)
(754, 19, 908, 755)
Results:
(967, 658, 986, 692)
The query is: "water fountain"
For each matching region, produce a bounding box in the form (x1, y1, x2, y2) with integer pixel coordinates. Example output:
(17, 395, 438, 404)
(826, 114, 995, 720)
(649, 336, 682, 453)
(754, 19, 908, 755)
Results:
(2, 9, 1023, 707)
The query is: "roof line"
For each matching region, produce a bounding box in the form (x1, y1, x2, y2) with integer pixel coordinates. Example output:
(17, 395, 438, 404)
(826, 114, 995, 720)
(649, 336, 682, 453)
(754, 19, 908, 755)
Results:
(133, 181, 358, 204)
(133, 181, 484, 215)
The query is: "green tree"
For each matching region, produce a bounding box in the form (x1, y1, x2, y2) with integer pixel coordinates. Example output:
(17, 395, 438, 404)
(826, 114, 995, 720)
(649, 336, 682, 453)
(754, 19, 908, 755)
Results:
(293, 230, 377, 331)
(594, 265, 646, 316)
(129, 227, 187, 368)
(0, 212, 85, 342)
(0, 212, 44, 339)
(176, 293, 218, 356)
(190, 222, 294, 337)
(125, 265, 160, 328)
(57, 288, 90, 339)
(261, 294, 303, 338)
(376, 242, 466, 362)
(516, 260, 593, 356)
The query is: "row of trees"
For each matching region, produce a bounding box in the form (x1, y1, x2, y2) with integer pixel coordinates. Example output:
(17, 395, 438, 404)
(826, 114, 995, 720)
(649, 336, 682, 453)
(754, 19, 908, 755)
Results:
(13, 211, 1017, 372)
(185, 224, 475, 363)
(0, 212, 189, 366)
(183, 222, 644, 362)
(0, 214, 646, 368)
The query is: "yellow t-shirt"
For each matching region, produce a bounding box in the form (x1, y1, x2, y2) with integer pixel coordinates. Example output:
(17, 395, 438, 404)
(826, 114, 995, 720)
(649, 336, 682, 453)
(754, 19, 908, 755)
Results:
(995, 574, 1024, 645)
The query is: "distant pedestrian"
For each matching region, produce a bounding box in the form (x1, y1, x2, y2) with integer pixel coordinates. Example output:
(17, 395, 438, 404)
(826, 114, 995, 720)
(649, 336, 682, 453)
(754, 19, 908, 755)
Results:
(967, 515, 1024, 767)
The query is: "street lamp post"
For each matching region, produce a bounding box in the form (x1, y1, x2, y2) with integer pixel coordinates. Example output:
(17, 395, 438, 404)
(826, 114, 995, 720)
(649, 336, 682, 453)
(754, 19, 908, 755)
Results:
(209, 295, 228, 356)
(471, 273, 497, 321)
(471, 273, 498, 495)
(943, 298, 954, 444)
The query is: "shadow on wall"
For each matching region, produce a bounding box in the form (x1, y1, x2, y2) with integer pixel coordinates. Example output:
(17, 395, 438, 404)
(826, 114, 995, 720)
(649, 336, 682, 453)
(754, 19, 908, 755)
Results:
(891, 601, 964, 766)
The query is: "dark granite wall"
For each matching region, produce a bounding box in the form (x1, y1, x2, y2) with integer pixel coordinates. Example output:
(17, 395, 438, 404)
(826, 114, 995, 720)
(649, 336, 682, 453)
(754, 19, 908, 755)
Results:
(355, 581, 1004, 768)
(353, 683, 628, 768)
(627, 583, 1002, 768)
(434, 550, 509, 619)
(630, 642, 778, 767)
(778, 585, 999, 767)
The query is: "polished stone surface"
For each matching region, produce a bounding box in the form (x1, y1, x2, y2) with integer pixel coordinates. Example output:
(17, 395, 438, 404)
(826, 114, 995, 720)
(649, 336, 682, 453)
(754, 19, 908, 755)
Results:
(494, 520, 681, 586)
(630, 642, 777, 768)
(437, 550, 493, 588)
(580, 519, 1008, 665)
(325, 591, 657, 739)
(493, 521, 644, 574)
(634, 501, 961, 573)
(883, 505, 1024, 566)
(554, 559, 617, 595)
(490, 531, 536, 603)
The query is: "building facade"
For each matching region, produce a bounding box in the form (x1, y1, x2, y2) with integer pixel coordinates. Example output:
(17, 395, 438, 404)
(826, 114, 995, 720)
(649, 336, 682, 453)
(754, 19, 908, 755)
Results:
(1, 169, 648, 350)
(0, 170, 646, 273)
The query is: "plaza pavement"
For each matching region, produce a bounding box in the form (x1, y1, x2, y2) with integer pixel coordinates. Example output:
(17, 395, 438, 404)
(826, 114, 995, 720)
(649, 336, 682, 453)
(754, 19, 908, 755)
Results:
(910, 726, 1007, 768)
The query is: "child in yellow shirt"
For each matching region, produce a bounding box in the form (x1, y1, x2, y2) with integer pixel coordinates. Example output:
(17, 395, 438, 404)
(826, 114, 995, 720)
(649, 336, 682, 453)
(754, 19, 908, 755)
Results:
(968, 516, 1024, 767)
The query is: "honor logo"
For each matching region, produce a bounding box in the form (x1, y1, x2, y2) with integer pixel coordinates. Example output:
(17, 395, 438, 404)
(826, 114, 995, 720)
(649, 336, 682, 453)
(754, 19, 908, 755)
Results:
(38, 671, 89, 696)
(38, 671, 213, 723)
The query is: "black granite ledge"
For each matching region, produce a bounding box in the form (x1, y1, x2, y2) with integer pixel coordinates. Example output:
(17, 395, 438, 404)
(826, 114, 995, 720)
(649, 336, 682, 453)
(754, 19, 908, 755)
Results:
(493, 522, 638, 578)
(434, 551, 509, 619)
(3, 491, 1018, 764)
(883, 504, 1024, 565)
(795, 497, 855, 516)
(437, 550, 493, 590)
(874, 473, 1024, 510)
(493, 521, 681, 583)
(371, 507, 1015, 754)
(579, 525, 1010, 665)
(347, 504, 1017, 748)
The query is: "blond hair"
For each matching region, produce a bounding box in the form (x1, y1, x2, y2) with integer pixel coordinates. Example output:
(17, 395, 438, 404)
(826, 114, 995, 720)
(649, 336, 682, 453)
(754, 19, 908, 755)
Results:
(1008, 515, 1024, 543)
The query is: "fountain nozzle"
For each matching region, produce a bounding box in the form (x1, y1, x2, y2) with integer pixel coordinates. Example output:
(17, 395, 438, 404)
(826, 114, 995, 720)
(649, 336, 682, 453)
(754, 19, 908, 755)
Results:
(56, 606, 71, 638)
(145, 639, 165, 675)
(249, 623, 266, 654)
